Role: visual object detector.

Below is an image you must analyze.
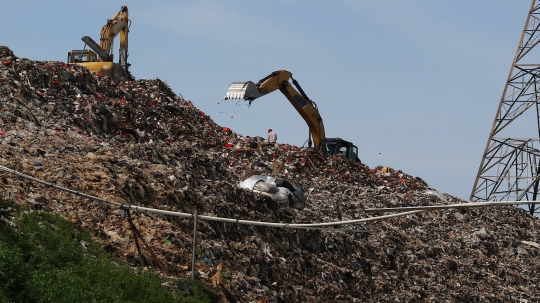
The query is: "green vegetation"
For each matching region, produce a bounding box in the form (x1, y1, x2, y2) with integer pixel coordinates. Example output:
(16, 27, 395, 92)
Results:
(0, 198, 219, 303)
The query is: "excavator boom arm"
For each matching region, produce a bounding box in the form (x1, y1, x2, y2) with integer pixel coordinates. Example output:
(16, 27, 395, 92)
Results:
(278, 83, 325, 149)
(99, 6, 129, 71)
(225, 70, 325, 148)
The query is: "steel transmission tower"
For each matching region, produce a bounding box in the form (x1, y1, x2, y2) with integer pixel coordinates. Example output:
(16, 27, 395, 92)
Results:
(471, 0, 540, 215)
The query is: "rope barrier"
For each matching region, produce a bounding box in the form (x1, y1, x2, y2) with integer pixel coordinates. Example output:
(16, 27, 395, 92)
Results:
(2, 164, 533, 229)
(0, 164, 124, 207)
(364, 201, 540, 213)
(4, 163, 536, 281)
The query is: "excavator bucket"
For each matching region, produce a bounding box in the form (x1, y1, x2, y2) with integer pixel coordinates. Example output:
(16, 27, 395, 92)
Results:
(224, 81, 266, 101)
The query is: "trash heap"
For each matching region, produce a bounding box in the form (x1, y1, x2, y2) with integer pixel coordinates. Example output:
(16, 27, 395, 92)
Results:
(1, 45, 540, 303)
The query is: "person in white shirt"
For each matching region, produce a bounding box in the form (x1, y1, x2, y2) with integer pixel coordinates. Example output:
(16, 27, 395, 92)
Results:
(267, 128, 277, 143)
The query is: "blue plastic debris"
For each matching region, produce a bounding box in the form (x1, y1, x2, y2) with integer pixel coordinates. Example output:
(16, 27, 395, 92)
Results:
(203, 256, 213, 266)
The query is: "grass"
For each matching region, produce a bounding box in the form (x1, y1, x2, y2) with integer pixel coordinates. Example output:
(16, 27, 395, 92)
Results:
(0, 198, 219, 303)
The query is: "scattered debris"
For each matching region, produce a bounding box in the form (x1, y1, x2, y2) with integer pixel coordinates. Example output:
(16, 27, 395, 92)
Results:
(1, 45, 540, 302)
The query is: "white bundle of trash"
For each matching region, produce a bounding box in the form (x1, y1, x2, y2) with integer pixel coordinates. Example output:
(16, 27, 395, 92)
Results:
(239, 175, 306, 208)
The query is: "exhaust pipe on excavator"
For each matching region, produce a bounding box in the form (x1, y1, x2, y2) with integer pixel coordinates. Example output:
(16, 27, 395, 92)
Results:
(224, 81, 266, 101)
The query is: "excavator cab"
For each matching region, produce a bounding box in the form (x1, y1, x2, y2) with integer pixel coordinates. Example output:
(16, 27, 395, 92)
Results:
(67, 50, 99, 63)
(321, 138, 359, 162)
(68, 48, 124, 78)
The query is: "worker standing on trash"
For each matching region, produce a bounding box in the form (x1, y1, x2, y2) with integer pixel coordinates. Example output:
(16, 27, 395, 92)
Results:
(267, 129, 277, 143)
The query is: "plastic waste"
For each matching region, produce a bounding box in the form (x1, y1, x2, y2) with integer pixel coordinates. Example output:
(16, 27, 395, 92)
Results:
(424, 189, 447, 202)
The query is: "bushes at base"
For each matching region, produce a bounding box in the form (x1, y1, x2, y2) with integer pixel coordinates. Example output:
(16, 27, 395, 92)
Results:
(0, 198, 218, 303)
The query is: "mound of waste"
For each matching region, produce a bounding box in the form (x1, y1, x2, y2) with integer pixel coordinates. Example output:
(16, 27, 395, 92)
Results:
(1, 45, 539, 302)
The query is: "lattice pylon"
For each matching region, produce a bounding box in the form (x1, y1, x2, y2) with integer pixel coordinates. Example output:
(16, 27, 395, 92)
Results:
(471, 0, 540, 215)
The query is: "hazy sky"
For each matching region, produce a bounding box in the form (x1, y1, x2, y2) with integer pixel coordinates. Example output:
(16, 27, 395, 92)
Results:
(1, 1, 534, 200)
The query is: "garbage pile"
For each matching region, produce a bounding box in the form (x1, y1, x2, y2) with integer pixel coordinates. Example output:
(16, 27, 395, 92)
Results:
(1, 45, 540, 302)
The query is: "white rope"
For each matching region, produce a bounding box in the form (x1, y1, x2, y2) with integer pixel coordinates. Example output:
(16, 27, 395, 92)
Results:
(365, 201, 540, 213)
(0, 164, 124, 207)
(3, 164, 532, 229)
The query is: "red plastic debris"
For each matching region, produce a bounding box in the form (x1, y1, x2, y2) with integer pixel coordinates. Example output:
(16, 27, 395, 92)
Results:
(0, 131, 5, 136)
(223, 127, 231, 133)
(3, 60, 10, 66)
(198, 111, 207, 121)
(399, 178, 406, 183)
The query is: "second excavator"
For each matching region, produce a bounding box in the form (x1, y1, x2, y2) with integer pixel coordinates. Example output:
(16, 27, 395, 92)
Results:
(67, 6, 132, 79)
(224, 70, 360, 162)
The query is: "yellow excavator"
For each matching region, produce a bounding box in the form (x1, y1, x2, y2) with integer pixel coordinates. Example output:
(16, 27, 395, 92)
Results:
(224, 70, 360, 162)
(67, 6, 131, 79)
